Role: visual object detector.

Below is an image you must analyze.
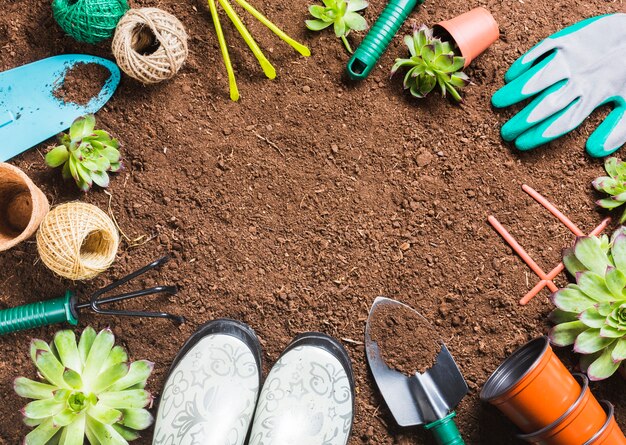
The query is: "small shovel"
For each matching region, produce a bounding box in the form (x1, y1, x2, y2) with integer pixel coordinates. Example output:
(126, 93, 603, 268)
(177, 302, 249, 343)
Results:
(0, 54, 120, 162)
(365, 296, 468, 445)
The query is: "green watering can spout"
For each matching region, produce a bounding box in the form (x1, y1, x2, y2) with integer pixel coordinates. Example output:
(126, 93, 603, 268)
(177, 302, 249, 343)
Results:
(346, 0, 424, 80)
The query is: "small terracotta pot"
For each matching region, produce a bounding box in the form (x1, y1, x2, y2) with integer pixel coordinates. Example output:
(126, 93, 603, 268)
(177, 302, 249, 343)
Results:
(584, 401, 626, 445)
(480, 337, 580, 433)
(435, 7, 499, 67)
(0, 163, 49, 252)
(518, 374, 606, 445)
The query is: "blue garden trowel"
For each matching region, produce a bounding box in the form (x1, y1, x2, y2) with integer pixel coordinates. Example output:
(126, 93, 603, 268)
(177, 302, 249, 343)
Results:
(0, 54, 120, 162)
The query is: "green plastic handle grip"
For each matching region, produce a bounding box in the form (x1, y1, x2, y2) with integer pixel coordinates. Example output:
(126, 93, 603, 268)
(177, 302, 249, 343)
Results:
(346, 0, 423, 80)
(0, 291, 78, 335)
(425, 412, 465, 445)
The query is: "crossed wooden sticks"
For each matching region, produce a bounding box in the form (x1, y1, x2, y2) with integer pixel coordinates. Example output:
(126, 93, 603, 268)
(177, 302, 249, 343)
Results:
(489, 184, 611, 305)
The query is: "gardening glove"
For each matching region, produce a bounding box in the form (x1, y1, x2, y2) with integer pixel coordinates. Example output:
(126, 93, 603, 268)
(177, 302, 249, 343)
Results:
(492, 14, 626, 158)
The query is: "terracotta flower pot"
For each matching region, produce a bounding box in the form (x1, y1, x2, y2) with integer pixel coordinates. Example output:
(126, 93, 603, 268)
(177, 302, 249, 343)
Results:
(518, 374, 606, 445)
(480, 337, 580, 433)
(584, 401, 626, 445)
(435, 7, 499, 67)
(0, 163, 49, 252)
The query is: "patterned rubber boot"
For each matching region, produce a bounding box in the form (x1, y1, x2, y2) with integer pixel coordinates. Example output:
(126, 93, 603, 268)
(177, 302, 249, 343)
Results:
(153, 319, 262, 445)
(248, 332, 355, 445)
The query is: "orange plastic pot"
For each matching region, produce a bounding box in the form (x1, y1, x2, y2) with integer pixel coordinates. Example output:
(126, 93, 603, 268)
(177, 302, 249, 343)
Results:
(435, 7, 499, 67)
(584, 401, 626, 445)
(518, 374, 605, 445)
(480, 337, 580, 433)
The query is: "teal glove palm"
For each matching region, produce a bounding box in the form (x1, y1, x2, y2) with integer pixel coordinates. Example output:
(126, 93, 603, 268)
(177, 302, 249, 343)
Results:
(492, 14, 626, 157)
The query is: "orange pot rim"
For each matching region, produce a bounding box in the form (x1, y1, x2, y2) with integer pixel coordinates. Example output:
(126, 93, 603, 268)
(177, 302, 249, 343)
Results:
(480, 336, 550, 402)
(583, 401, 615, 445)
(517, 373, 589, 440)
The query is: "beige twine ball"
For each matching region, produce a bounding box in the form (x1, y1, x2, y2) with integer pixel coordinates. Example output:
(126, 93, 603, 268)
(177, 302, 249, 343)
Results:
(37, 202, 119, 280)
(112, 7, 188, 84)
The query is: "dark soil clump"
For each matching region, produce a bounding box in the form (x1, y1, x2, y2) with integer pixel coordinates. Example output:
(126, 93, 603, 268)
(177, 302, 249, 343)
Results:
(53, 62, 110, 105)
(369, 300, 441, 375)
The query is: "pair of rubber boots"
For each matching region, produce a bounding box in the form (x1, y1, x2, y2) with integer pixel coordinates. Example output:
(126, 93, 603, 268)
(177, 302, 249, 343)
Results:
(152, 319, 354, 445)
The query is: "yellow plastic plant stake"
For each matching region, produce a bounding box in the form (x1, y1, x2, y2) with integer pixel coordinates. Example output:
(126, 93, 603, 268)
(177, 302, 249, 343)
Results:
(217, 0, 276, 79)
(208, 0, 239, 101)
(234, 0, 311, 57)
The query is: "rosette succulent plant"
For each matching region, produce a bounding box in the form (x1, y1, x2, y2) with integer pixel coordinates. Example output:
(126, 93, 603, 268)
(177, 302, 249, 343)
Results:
(594, 157, 626, 223)
(391, 25, 469, 102)
(305, 0, 368, 53)
(45, 115, 121, 192)
(15, 327, 153, 445)
(549, 227, 626, 380)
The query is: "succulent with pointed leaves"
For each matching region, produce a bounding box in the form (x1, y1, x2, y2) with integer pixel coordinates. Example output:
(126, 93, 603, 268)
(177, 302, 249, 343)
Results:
(391, 25, 469, 102)
(594, 157, 626, 223)
(549, 227, 626, 380)
(15, 327, 153, 445)
(306, 0, 368, 53)
(45, 115, 121, 192)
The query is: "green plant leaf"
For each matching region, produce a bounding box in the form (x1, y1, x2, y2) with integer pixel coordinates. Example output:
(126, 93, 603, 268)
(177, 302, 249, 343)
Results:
(30, 339, 52, 364)
(573, 236, 611, 276)
(419, 74, 437, 96)
(593, 176, 619, 193)
(605, 157, 619, 177)
(119, 408, 153, 430)
(309, 4, 326, 18)
(551, 286, 595, 313)
(600, 324, 625, 338)
(588, 343, 620, 380)
(612, 337, 626, 362)
(112, 424, 140, 441)
(344, 11, 367, 31)
(579, 307, 607, 329)
(61, 162, 72, 181)
(549, 320, 587, 346)
(87, 403, 123, 425)
(24, 417, 61, 445)
(574, 328, 615, 354)
(306, 19, 332, 31)
(334, 17, 347, 37)
(45, 146, 69, 168)
(14, 377, 56, 400)
(78, 327, 97, 368)
(35, 350, 67, 389)
(101, 346, 129, 371)
(91, 171, 110, 188)
(403, 35, 416, 57)
(63, 368, 83, 389)
(606, 266, 626, 298)
(597, 198, 624, 209)
(54, 330, 81, 373)
(347, 0, 368, 12)
(576, 271, 615, 302)
(24, 398, 65, 419)
(421, 44, 435, 61)
(82, 328, 115, 388)
(86, 417, 127, 445)
(52, 409, 77, 427)
(91, 363, 130, 394)
(101, 146, 121, 163)
(109, 361, 154, 392)
(612, 232, 626, 274)
(548, 308, 579, 324)
(58, 413, 85, 445)
(69, 115, 96, 141)
(449, 72, 470, 88)
(98, 389, 151, 409)
(563, 247, 586, 276)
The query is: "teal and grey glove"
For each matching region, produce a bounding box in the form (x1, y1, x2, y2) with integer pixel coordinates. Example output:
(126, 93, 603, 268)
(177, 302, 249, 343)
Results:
(492, 14, 626, 157)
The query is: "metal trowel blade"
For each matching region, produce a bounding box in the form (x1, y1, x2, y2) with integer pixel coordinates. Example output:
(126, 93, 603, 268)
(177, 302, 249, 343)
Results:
(0, 54, 120, 161)
(365, 297, 469, 427)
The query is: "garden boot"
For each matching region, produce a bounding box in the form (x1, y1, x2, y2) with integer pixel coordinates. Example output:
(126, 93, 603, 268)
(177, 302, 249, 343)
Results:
(248, 332, 355, 445)
(153, 319, 262, 445)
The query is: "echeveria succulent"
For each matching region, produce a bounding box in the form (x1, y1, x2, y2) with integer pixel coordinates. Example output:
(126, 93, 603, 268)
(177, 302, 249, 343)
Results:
(391, 25, 469, 102)
(549, 227, 626, 380)
(594, 157, 626, 223)
(15, 327, 153, 444)
(306, 0, 368, 53)
(46, 115, 121, 192)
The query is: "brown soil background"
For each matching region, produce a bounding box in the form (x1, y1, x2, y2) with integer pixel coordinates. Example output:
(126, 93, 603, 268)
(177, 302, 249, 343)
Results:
(53, 62, 112, 105)
(1, 0, 626, 444)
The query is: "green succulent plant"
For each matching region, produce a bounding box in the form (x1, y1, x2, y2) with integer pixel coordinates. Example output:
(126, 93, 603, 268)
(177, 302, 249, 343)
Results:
(305, 0, 368, 53)
(549, 227, 626, 380)
(15, 327, 153, 445)
(391, 25, 469, 102)
(594, 157, 626, 223)
(46, 115, 121, 192)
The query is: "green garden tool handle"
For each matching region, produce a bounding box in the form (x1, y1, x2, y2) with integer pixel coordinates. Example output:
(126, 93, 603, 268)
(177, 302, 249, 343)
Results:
(424, 412, 465, 445)
(346, 0, 422, 80)
(0, 291, 78, 335)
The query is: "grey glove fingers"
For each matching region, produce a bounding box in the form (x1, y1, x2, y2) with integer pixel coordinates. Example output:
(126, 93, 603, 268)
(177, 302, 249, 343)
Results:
(493, 52, 564, 108)
(504, 37, 559, 83)
(587, 104, 626, 158)
(500, 80, 572, 141)
(515, 98, 590, 150)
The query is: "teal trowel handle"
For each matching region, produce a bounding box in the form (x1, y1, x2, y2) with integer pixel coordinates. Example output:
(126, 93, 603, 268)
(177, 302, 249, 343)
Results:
(346, 0, 422, 80)
(0, 291, 78, 335)
(424, 412, 465, 445)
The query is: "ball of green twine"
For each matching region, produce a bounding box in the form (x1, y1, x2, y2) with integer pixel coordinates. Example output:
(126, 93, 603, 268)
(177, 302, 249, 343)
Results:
(52, 0, 130, 44)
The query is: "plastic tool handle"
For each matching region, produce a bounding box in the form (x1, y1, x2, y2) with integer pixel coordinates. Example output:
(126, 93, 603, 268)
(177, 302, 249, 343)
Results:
(0, 291, 78, 335)
(424, 412, 465, 445)
(346, 0, 422, 80)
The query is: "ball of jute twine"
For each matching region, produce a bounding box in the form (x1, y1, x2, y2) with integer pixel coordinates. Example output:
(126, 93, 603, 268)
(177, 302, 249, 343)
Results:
(52, 0, 129, 44)
(112, 8, 188, 84)
(37, 202, 119, 280)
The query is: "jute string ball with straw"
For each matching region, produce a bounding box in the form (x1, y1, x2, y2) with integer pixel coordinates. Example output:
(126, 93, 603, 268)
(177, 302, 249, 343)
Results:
(37, 202, 119, 280)
(112, 8, 188, 84)
(52, 0, 129, 44)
